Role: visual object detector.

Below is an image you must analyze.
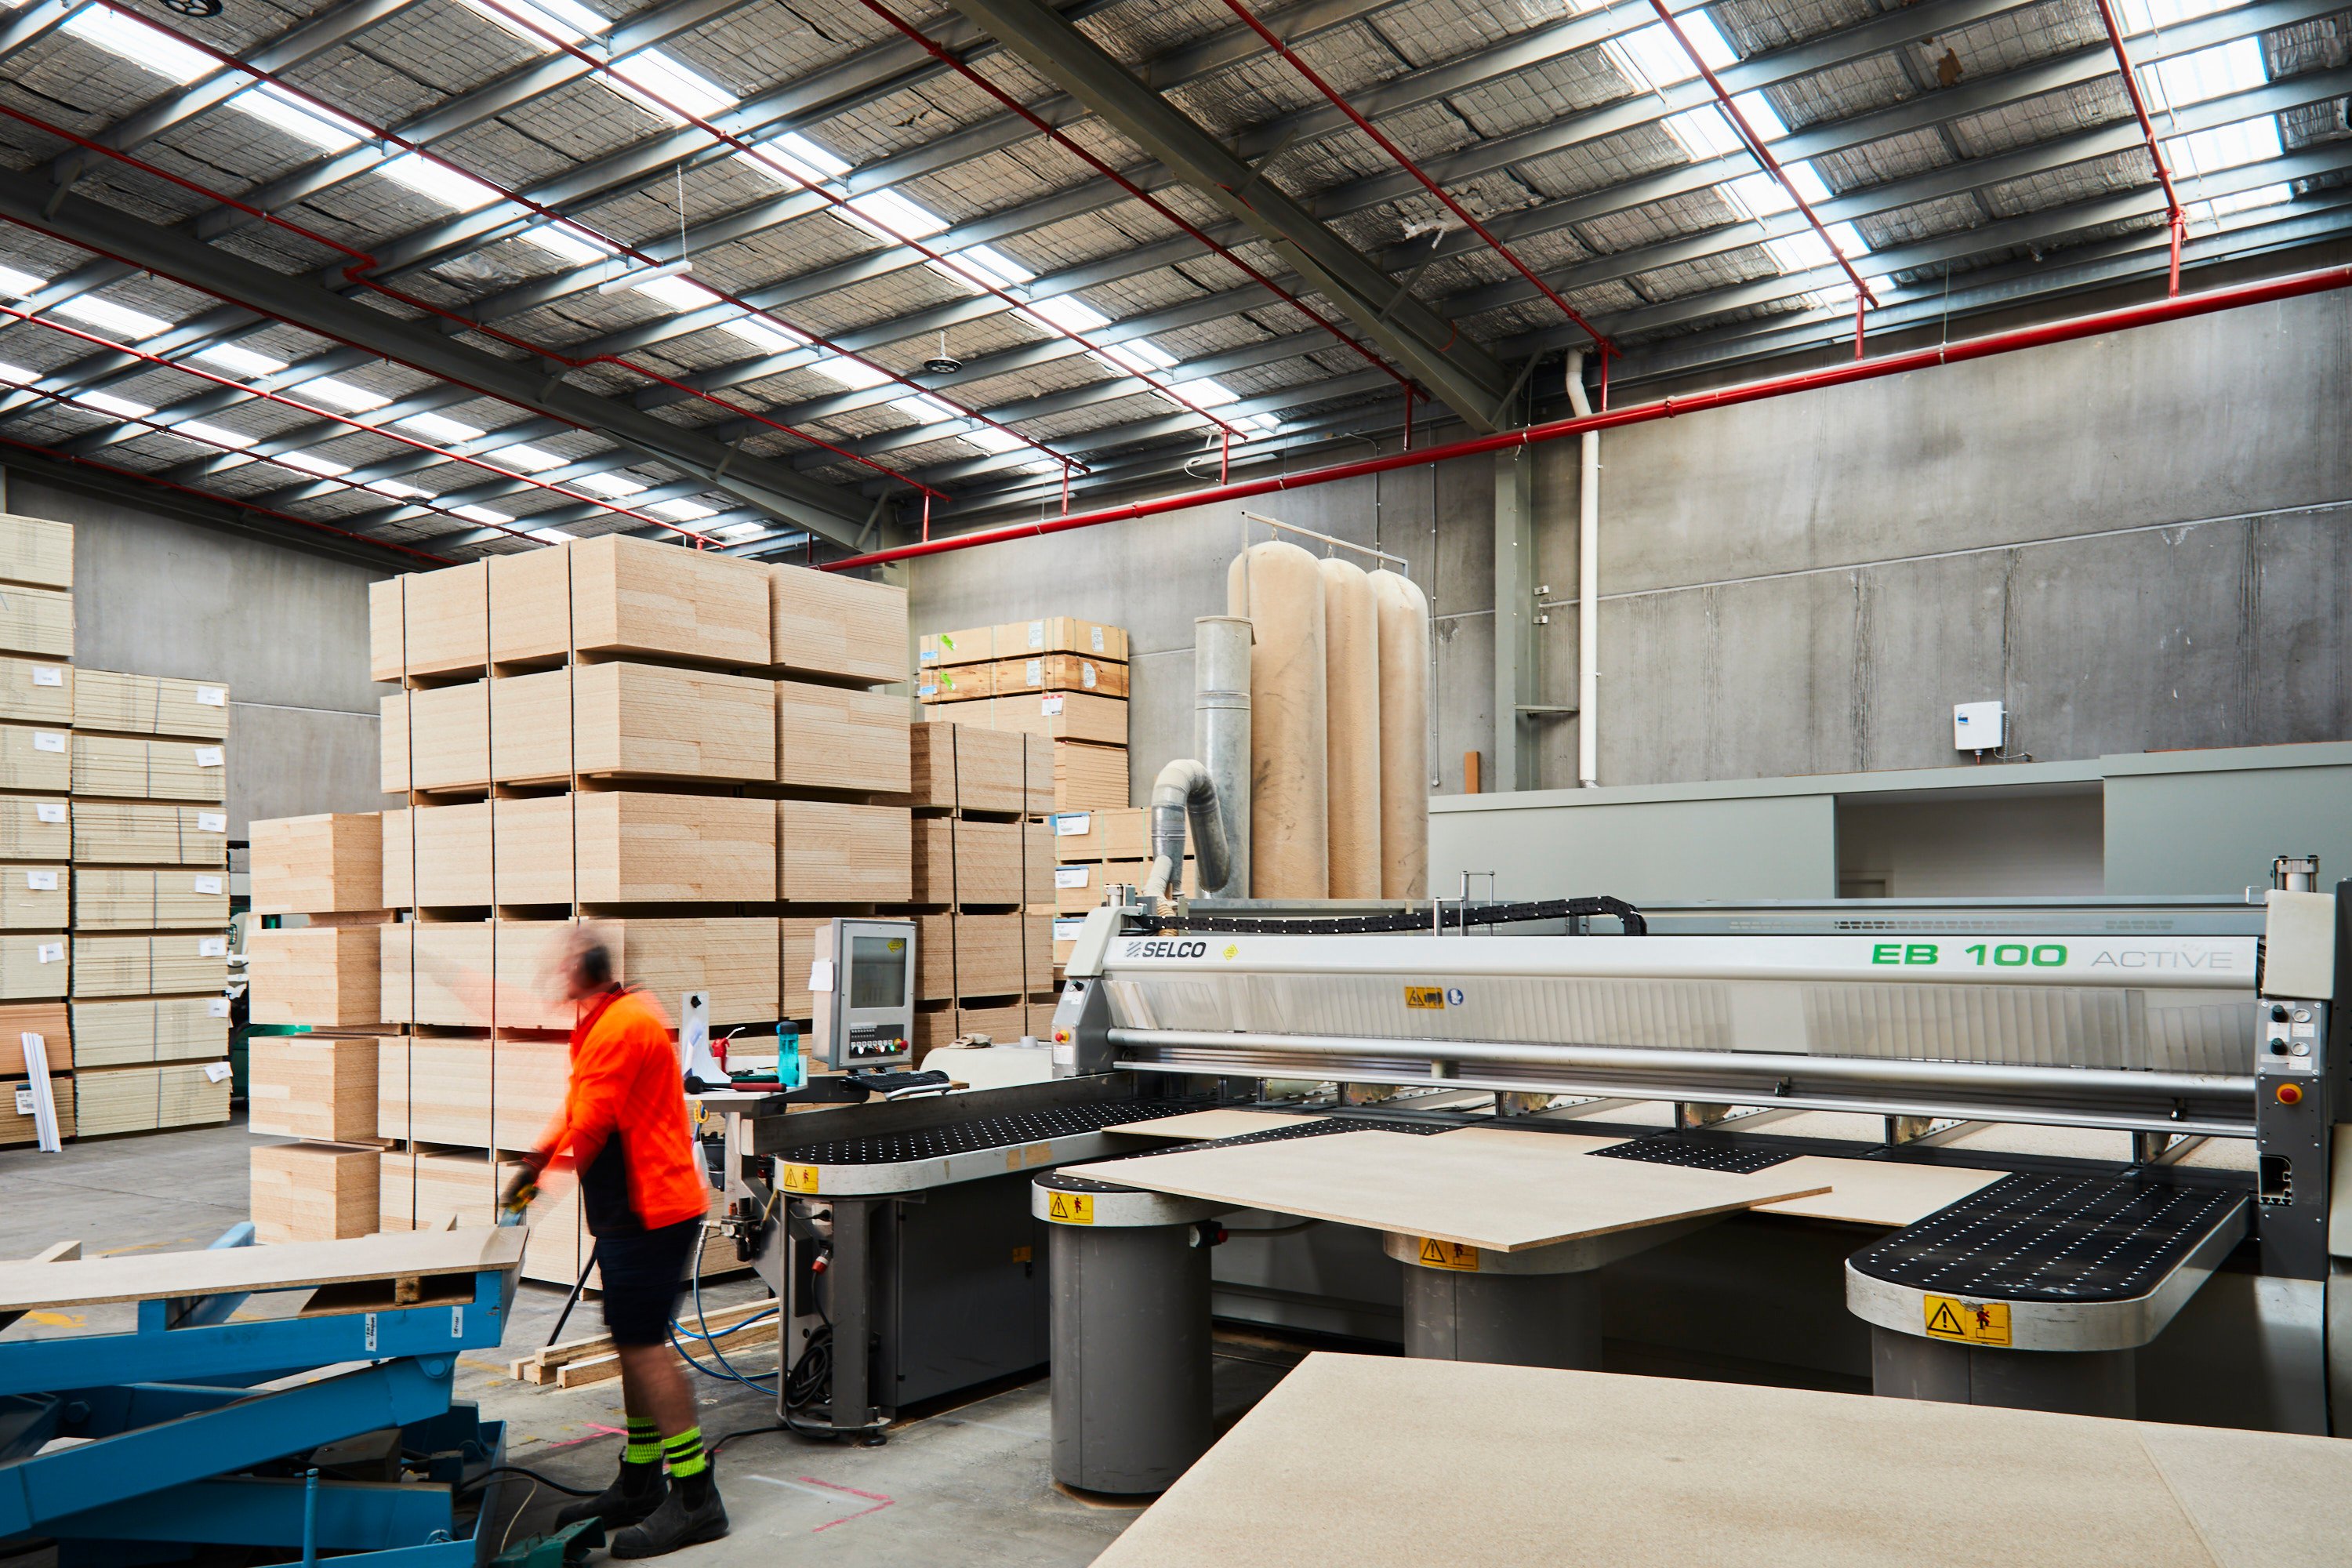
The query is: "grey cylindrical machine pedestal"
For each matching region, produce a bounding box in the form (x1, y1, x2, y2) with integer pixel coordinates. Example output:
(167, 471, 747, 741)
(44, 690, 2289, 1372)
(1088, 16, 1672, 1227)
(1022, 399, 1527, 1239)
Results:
(1402, 1265, 1601, 1369)
(1871, 1327, 2137, 1417)
(1047, 1206, 1216, 1494)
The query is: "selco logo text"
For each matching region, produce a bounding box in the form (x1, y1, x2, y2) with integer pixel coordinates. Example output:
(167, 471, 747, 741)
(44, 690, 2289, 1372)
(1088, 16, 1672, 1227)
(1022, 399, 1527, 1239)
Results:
(1123, 939, 1209, 958)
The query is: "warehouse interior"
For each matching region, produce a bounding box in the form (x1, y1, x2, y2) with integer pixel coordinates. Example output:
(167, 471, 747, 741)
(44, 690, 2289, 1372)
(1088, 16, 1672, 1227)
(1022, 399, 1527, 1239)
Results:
(1, 0, 2350, 1555)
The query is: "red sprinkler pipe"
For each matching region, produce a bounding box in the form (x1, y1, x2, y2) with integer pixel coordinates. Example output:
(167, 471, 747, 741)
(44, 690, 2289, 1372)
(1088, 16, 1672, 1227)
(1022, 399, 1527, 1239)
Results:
(2089, 0, 2189, 296)
(819, 259, 2352, 570)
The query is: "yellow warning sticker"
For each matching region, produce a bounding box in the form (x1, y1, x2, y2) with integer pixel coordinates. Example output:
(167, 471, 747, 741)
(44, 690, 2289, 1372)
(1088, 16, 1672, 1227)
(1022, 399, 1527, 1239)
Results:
(1417, 1237, 1479, 1272)
(1047, 1191, 1095, 1225)
(1923, 1294, 2010, 1346)
(782, 1163, 821, 1194)
(1404, 985, 1446, 1010)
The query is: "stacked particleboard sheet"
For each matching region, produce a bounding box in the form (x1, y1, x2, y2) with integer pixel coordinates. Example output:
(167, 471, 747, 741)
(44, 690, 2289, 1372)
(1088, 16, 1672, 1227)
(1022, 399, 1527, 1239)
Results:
(490, 663, 775, 784)
(68, 734, 226, 803)
(782, 916, 824, 1018)
(381, 919, 783, 1028)
(379, 1145, 523, 1232)
(0, 865, 66, 930)
(903, 724, 1053, 815)
(498, 792, 778, 906)
(915, 662, 992, 703)
(1748, 1156, 2012, 1227)
(911, 997, 1051, 1059)
(249, 926, 383, 1026)
(489, 535, 771, 668)
(989, 652, 1128, 699)
(1049, 807, 1147, 862)
(381, 804, 489, 908)
(912, 818, 1054, 906)
(71, 669, 230, 739)
(0, 586, 73, 661)
(70, 866, 226, 931)
(0, 655, 71, 726)
(998, 616, 1127, 662)
(1051, 742, 1128, 811)
(0, 722, 71, 793)
(376, 1033, 568, 1149)
(251, 1141, 381, 1243)
(935, 691, 1128, 746)
(918, 624, 998, 668)
(0, 513, 74, 591)
(70, 995, 228, 1065)
(0, 1076, 74, 1145)
(370, 561, 487, 680)
(71, 932, 226, 998)
(0, 933, 69, 1000)
(913, 910, 1052, 1002)
(778, 681, 909, 793)
(74, 1060, 229, 1136)
(779, 800, 910, 903)
(1054, 859, 1109, 913)
(769, 564, 906, 688)
(0, 1000, 69, 1072)
(0, 795, 68, 861)
(69, 801, 227, 866)
(250, 812, 384, 915)
(249, 1034, 379, 1141)
(379, 683, 488, 793)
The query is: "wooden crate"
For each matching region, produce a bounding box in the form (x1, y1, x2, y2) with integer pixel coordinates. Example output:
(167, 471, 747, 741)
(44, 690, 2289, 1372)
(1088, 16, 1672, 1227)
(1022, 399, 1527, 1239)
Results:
(249, 1035, 379, 1141)
(491, 663, 775, 784)
(1054, 740, 1128, 811)
(71, 668, 230, 739)
(995, 616, 1128, 663)
(380, 1145, 523, 1231)
(383, 918, 782, 1027)
(770, 564, 906, 687)
(779, 680, 909, 793)
(250, 812, 384, 915)
(74, 1061, 229, 1136)
(249, 926, 382, 1027)
(71, 995, 229, 1066)
(70, 801, 227, 866)
(918, 624, 997, 670)
(71, 932, 226, 999)
(251, 1142, 381, 1243)
(0, 1076, 74, 1145)
(0, 654, 71, 726)
(0, 795, 67, 861)
(0, 512, 73, 590)
(0, 722, 71, 793)
(499, 792, 777, 906)
(71, 866, 227, 931)
(376, 1033, 569, 1150)
(779, 801, 909, 903)
(1048, 805, 1146, 861)
(989, 652, 1128, 699)
(380, 684, 487, 793)
(69, 733, 225, 803)
(0, 866, 65, 931)
(915, 662, 994, 704)
(0, 933, 68, 1000)
(0, 1001, 68, 1073)
(492, 535, 771, 668)
(0, 585, 73, 660)
(380, 561, 488, 679)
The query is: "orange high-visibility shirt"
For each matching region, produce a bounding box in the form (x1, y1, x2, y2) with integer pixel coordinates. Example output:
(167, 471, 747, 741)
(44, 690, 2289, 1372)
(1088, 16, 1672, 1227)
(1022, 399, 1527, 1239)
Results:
(537, 987, 706, 1236)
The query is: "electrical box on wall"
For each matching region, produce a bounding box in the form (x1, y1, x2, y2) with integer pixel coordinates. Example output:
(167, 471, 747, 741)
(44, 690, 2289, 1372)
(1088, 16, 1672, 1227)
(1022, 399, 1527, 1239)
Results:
(1953, 701, 2004, 753)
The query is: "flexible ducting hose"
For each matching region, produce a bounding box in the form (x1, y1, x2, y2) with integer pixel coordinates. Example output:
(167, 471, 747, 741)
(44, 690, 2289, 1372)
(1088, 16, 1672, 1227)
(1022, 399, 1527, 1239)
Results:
(1142, 759, 1233, 901)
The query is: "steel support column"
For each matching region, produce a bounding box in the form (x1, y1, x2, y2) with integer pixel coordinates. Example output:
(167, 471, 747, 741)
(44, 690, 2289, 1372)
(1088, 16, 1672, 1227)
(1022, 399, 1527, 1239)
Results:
(1494, 446, 1536, 793)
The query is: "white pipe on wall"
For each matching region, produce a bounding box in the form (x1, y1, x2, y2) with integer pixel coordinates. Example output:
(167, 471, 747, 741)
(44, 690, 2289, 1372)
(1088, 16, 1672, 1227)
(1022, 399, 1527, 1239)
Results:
(1566, 350, 1601, 789)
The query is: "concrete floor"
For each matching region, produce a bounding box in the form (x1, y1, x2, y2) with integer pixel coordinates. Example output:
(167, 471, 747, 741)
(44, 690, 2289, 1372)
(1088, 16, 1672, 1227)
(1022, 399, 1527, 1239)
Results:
(0, 1115, 1305, 1566)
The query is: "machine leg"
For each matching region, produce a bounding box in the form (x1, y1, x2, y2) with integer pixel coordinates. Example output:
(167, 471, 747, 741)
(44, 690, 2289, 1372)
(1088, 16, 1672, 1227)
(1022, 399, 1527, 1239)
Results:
(829, 1197, 884, 1443)
(1870, 1328, 2136, 1417)
(1051, 1221, 1212, 1495)
(1402, 1268, 1602, 1370)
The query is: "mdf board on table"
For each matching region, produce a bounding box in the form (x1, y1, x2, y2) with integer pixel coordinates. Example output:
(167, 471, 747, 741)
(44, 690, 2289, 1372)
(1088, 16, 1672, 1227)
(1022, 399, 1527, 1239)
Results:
(0, 1000, 67, 1073)
(779, 680, 909, 794)
(1054, 741, 1129, 811)
(489, 663, 775, 784)
(0, 722, 71, 793)
(74, 1061, 228, 1137)
(71, 801, 227, 866)
(249, 1034, 378, 1141)
(72, 669, 229, 739)
(248, 925, 382, 1027)
(0, 865, 65, 929)
(989, 653, 1128, 700)
(779, 800, 909, 904)
(771, 564, 906, 688)
(251, 1142, 380, 1243)
(0, 795, 67, 862)
(0, 513, 73, 591)
(71, 867, 227, 931)
(495, 792, 777, 906)
(0, 933, 68, 1000)
(0, 654, 71, 726)
(376, 1033, 568, 1150)
(0, 585, 72, 661)
(250, 812, 384, 916)
(71, 995, 228, 1066)
(488, 536, 771, 669)
(71, 733, 225, 803)
(0, 1076, 74, 1145)
(71, 932, 226, 999)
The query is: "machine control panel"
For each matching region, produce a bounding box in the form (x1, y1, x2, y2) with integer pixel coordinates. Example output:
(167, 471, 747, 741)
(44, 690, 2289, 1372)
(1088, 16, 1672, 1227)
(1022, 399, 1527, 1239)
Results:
(2255, 1000, 2326, 1077)
(811, 918, 917, 1072)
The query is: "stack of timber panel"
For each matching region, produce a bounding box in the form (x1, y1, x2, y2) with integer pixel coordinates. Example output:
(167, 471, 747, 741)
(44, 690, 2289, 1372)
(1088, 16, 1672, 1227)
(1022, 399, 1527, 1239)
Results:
(917, 617, 1130, 813)
(69, 663, 234, 1138)
(244, 812, 390, 1241)
(371, 536, 909, 1285)
(1047, 806, 1157, 970)
(0, 513, 74, 1140)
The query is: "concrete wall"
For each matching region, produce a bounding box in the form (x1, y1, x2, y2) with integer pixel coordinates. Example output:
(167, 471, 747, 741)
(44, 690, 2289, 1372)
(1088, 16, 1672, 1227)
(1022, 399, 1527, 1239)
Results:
(5, 470, 389, 841)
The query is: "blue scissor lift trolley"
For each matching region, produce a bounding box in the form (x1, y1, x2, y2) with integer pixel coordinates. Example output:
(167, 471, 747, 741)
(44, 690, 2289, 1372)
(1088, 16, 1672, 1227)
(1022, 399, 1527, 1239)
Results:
(0, 1222, 530, 1565)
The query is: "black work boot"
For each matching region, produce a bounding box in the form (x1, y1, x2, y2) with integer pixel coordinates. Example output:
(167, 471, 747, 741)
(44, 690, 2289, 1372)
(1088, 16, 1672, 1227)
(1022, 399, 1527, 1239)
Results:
(610, 1462, 728, 1557)
(553, 1457, 666, 1530)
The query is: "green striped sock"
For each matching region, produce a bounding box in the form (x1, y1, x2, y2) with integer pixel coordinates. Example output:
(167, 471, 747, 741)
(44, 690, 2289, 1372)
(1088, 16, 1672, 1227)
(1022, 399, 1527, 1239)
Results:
(662, 1425, 708, 1479)
(623, 1416, 661, 1466)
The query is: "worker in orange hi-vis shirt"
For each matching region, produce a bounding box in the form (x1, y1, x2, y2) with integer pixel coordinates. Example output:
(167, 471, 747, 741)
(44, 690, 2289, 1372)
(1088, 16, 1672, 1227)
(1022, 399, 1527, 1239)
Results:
(500, 924, 726, 1555)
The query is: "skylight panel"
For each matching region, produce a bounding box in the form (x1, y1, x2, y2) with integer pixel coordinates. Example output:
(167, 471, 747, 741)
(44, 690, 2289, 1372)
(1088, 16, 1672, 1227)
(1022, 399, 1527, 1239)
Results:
(572, 471, 648, 497)
(0, 361, 34, 385)
(950, 245, 1033, 288)
(1728, 172, 1792, 216)
(648, 498, 715, 521)
(62, 6, 212, 83)
(521, 223, 613, 265)
(0, 265, 45, 299)
(607, 51, 736, 124)
(746, 132, 851, 186)
(530, 526, 577, 543)
(289, 377, 389, 412)
(965, 426, 1026, 453)
(193, 343, 289, 378)
(2121, 0, 2240, 28)
(1163, 377, 1239, 408)
(2147, 38, 2266, 107)
(457, 0, 604, 47)
(1785, 162, 1833, 205)
(1664, 107, 1743, 159)
(1730, 91, 1788, 142)
(888, 394, 959, 422)
(454, 504, 513, 524)
(397, 412, 486, 443)
(1025, 295, 1112, 334)
(173, 420, 255, 447)
(376, 154, 503, 214)
(53, 295, 171, 340)
(2168, 118, 2282, 176)
(365, 478, 430, 498)
(1610, 24, 1698, 88)
(500, 444, 565, 470)
(838, 188, 949, 241)
(713, 520, 765, 539)
(806, 355, 892, 391)
(230, 85, 368, 151)
(278, 451, 351, 477)
(718, 316, 808, 354)
(2201, 183, 2290, 217)
(74, 390, 153, 418)
(1094, 339, 1178, 377)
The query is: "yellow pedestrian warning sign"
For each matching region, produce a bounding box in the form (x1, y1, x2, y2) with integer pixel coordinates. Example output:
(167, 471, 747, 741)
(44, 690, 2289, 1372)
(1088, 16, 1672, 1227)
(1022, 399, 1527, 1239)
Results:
(1923, 1294, 2010, 1346)
(1417, 1237, 1479, 1272)
(1047, 1191, 1096, 1225)
(782, 1163, 820, 1194)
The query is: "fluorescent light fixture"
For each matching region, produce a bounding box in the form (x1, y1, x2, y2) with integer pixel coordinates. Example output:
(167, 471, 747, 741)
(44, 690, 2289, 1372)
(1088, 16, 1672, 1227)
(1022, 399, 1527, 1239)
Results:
(529, 526, 578, 543)
(62, 5, 212, 82)
(634, 274, 721, 310)
(193, 343, 289, 378)
(499, 444, 564, 471)
(597, 257, 693, 295)
(0, 361, 35, 385)
(0, 263, 49, 298)
(73, 390, 154, 418)
(278, 451, 351, 477)
(648, 498, 715, 521)
(521, 223, 613, 265)
(173, 419, 255, 448)
(289, 376, 389, 412)
(230, 85, 367, 151)
(397, 412, 486, 443)
(718, 316, 808, 354)
(572, 471, 647, 497)
(376, 154, 503, 214)
(53, 295, 171, 340)
(454, 504, 514, 524)
(713, 519, 765, 539)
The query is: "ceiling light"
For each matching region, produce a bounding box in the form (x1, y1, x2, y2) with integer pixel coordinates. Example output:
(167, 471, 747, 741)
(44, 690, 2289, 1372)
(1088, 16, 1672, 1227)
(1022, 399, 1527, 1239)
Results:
(454, 504, 514, 525)
(572, 471, 648, 497)
(924, 330, 961, 376)
(397, 412, 487, 443)
(0, 265, 45, 299)
(73, 390, 154, 419)
(61, 6, 212, 82)
(598, 257, 693, 295)
(713, 520, 765, 539)
(648, 498, 715, 521)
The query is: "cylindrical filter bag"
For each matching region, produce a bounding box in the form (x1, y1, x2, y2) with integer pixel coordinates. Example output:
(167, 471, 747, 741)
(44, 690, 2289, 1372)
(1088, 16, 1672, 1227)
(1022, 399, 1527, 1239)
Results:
(1319, 556, 1382, 900)
(1370, 568, 1430, 900)
(1226, 540, 1327, 898)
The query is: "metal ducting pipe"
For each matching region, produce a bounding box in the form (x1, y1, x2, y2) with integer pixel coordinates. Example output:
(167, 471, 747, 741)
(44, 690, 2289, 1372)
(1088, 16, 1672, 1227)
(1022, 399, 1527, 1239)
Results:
(1566, 348, 1600, 789)
(1192, 615, 1252, 900)
(1142, 760, 1233, 902)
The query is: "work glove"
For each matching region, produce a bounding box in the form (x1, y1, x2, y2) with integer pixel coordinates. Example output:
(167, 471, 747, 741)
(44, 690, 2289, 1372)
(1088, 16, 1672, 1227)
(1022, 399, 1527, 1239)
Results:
(499, 1153, 546, 1216)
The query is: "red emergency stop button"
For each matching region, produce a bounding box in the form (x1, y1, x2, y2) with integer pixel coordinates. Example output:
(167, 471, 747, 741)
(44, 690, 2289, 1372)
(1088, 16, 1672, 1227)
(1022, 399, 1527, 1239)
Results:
(1054, 1027, 1070, 1044)
(2277, 1083, 2303, 1105)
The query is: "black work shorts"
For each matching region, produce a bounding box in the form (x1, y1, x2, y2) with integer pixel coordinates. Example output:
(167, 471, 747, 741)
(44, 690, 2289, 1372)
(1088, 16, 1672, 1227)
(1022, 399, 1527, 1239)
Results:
(597, 1218, 702, 1346)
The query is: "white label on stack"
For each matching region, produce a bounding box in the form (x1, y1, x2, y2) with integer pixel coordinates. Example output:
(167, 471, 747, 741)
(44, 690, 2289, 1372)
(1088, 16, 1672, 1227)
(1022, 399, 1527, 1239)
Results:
(193, 875, 223, 895)
(35, 804, 64, 823)
(198, 937, 227, 957)
(208, 997, 230, 1018)
(1080, 662, 1097, 688)
(31, 666, 62, 687)
(1091, 626, 1105, 652)
(1054, 918, 1086, 939)
(193, 746, 223, 768)
(36, 942, 62, 964)
(1026, 659, 1042, 686)
(32, 732, 64, 753)
(1053, 812, 1090, 837)
(198, 812, 226, 833)
(1027, 619, 1045, 648)
(204, 1061, 232, 1083)
(12, 1086, 27, 1116)
(24, 871, 56, 891)
(195, 686, 226, 706)
(1040, 695, 1064, 717)
(1054, 866, 1090, 888)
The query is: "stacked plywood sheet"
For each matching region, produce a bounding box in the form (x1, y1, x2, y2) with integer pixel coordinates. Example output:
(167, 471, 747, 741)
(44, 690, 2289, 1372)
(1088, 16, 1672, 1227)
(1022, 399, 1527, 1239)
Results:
(1048, 805, 1150, 964)
(0, 518, 72, 1146)
(71, 996, 228, 1066)
(920, 616, 1129, 811)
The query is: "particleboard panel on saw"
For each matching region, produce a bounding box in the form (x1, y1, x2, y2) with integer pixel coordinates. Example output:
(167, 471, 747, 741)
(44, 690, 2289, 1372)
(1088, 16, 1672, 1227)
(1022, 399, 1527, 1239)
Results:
(0, 932, 69, 1000)
(250, 812, 385, 916)
(70, 801, 226, 866)
(368, 578, 405, 683)
(994, 616, 1127, 663)
(913, 817, 1018, 906)
(72, 932, 226, 998)
(1749, 1156, 2011, 1227)
(0, 1075, 73, 1145)
(0, 865, 65, 929)
(0, 513, 73, 590)
(0, 722, 71, 793)
(399, 561, 488, 678)
(492, 535, 771, 667)
(70, 732, 225, 804)
(0, 585, 72, 660)
(251, 1142, 381, 1243)
(380, 804, 491, 908)
(68, 995, 227, 1066)
(379, 1146, 523, 1232)
(71, 668, 230, 739)
(1105, 1109, 1330, 1140)
(770, 564, 906, 687)
(71, 866, 226, 931)
(497, 791, 776, 906)
(0, 1000, 68, 1072)
(249, 1035, 379, 1141)
(1070, 1130, 1828, 1253)
(779, 800, 909, 904)
(1054, 741, 1128, 811)
(0, 1225, 524, 1312)
(380, 684, 488, 793)
(990, 652, 1128, 699)
(0, 654, 71, 726)
(0, 794, 67, 862)
(376, 1033, 569, 1150)
(492, 662, 775, 783)
(72, 1060, 229, 1138)
(918, 624, 996, 669)
(249, 926, 383, 1027)
(778, 680, 909, 793)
